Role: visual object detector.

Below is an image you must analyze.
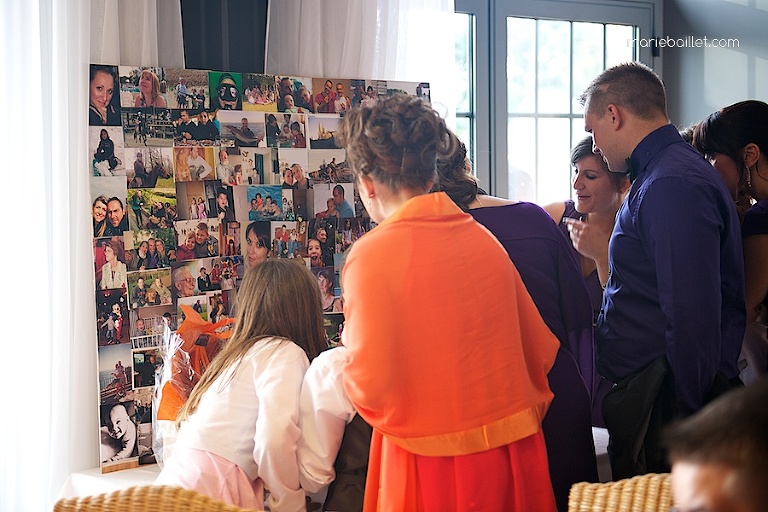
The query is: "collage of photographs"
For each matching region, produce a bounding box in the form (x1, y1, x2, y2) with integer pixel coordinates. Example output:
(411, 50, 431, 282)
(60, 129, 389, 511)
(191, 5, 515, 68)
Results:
(89, 63, 430, 472)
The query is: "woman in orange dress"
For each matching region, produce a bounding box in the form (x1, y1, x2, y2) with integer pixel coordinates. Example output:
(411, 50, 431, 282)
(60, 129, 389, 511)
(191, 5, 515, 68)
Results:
(337, 94, 559, 511)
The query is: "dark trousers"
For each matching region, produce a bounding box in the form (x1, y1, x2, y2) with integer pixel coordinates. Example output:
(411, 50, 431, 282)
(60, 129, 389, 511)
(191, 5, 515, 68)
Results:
(603, 357, 742, 480)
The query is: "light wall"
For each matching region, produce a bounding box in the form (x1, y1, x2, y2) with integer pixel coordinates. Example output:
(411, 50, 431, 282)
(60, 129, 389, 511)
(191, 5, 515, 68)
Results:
(663, 0, 768, 127)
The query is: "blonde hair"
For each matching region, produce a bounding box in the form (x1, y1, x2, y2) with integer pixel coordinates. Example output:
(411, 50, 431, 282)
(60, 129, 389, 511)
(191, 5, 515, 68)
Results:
(177, 259, 326, 423)
(140, 70, 162, 105)
(175, 147, 191, 181)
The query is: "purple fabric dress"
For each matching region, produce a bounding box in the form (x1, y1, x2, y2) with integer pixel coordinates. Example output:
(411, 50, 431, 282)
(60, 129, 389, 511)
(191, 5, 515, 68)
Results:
(558, 199, 613, 426)
(470, 202, 598, 512)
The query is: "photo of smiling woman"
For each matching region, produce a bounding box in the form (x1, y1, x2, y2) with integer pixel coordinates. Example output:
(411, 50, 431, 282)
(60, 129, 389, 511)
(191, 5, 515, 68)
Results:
(244, 221, 271, 268)
(89, 64, 121, 126)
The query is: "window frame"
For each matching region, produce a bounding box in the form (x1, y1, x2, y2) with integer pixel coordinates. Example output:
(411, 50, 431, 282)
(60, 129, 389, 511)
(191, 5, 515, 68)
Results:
(456, 0, 662, 198)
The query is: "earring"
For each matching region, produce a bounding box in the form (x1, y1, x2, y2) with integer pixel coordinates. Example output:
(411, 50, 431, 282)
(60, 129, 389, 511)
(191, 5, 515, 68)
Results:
(745, 165, 753, 189)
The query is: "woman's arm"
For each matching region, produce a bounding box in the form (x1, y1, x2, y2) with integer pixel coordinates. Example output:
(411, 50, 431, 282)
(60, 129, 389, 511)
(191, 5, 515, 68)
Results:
(564, 218, 610, 287)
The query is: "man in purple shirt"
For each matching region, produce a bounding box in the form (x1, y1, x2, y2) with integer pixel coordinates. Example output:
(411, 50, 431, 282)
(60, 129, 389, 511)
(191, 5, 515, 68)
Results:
(580, 62, 745, 478)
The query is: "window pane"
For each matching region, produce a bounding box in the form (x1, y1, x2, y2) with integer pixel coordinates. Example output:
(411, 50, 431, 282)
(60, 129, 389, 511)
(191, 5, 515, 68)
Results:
(507, 17, 536, 113)
(537, 20, 571, 114)
(453, 116, 474, 174)
(606, 24, 635, 67)
(453, 13, 472, 113)
(572, 118, 587, 150)
(572, 22, 605, 112)
(537, 118, 572, 205)
(508, 117, 536, 201)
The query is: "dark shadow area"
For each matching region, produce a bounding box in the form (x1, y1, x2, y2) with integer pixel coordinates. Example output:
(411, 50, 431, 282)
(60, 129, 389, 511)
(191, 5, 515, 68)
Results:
(181, 0, 268, 73)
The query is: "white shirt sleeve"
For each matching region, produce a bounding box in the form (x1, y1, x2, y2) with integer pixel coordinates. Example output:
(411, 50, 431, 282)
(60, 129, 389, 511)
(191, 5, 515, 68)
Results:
(297, 347, 357, 493)
(253, 343, 310, 512)
(198, 158, 212, 180)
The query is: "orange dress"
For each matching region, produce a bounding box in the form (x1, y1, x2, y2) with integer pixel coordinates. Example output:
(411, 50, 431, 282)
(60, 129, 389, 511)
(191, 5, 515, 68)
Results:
(341, 192, 559, 511)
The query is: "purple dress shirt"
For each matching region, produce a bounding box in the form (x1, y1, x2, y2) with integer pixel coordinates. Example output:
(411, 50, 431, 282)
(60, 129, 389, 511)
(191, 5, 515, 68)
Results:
(596, 124, 745, 415)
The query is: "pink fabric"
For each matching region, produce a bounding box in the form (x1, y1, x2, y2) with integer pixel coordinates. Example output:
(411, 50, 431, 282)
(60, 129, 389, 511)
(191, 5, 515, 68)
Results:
(155, 447, 265, 510)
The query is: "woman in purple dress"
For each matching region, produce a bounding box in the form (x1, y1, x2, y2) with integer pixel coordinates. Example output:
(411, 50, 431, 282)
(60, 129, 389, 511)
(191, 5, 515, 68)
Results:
(543, 136, 630, 325)
(434, 132, 598, 512)
(543, 136, 630, 428)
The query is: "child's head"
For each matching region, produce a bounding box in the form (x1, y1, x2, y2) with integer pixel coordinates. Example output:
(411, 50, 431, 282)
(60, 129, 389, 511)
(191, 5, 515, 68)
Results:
(178, 260, 326, 421)
(107, 403, 131, 439)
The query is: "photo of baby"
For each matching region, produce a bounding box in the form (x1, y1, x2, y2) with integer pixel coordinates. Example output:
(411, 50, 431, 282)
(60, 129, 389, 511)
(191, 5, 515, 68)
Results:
(100, 401, 138, 469)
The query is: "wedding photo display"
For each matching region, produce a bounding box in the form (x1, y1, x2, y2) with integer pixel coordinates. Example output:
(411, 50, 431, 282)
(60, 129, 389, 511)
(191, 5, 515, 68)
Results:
(89, 62, 430, 472)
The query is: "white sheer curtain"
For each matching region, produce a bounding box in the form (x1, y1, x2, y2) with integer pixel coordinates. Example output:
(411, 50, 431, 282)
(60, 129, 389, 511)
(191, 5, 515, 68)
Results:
(91, 0, 184, 67)
(265, 0, 457, 119)
(0, 2, 181, 511)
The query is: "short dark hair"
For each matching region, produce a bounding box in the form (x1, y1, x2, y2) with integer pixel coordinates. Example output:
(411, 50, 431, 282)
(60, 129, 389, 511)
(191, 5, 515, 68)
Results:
(570, 135, 627, 192)
(107, 196, 124, 209)
(664, 377, 768, 507)
(579, 62, 667, 120)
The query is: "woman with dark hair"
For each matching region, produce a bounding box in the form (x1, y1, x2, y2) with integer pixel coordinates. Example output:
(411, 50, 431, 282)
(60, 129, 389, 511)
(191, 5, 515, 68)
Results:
(315, 268, 342, 312)
(245, 221, 271, 268)
(434, 132, 599, 510)
(89, 65, 121, 125)
(694, 100, 768, 381)
(94, 129, 119, 171)
(328, 94, 559, 511)
(132, 240, 150, 271)
(542, 135, 631, 322)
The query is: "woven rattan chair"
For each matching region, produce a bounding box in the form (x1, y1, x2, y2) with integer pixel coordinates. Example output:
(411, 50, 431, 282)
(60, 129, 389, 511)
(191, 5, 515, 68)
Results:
(53, 485, 262, 512)
(568, 473, 672, 512)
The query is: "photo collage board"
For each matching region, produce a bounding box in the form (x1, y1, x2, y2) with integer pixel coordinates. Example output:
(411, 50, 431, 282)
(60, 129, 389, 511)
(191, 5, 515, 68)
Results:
(89, 63, 430, 472)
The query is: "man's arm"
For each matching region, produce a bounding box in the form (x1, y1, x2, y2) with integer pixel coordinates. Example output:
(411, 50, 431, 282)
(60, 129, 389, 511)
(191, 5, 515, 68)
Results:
(639, 176, 733, 415)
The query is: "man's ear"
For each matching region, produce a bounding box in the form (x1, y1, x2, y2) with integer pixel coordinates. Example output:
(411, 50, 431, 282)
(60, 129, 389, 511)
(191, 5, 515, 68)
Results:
(606, 104, 623, 130)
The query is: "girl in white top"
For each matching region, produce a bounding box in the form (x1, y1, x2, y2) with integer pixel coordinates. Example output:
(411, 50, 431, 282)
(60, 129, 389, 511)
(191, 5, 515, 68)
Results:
(155, 259, 327, 511)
